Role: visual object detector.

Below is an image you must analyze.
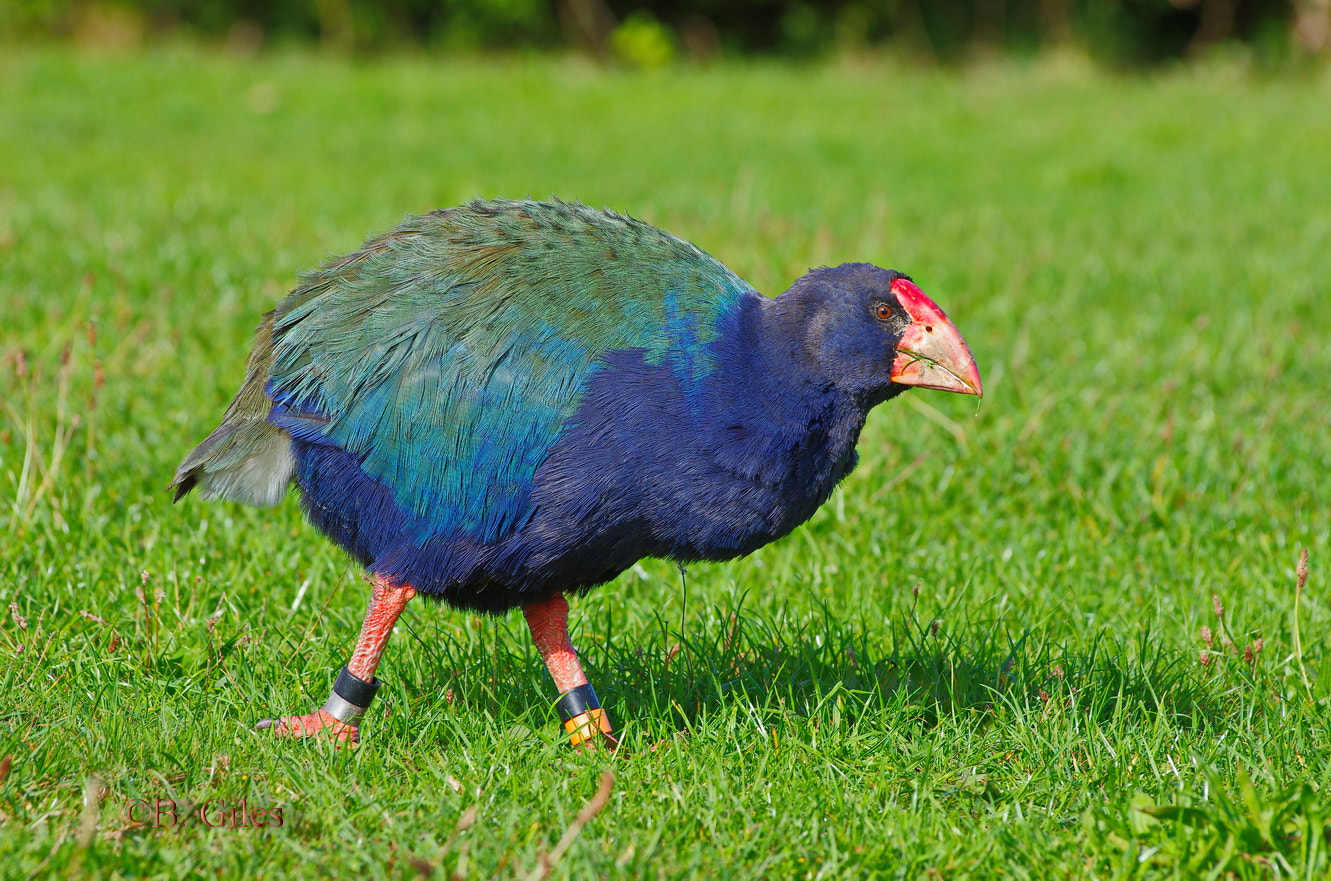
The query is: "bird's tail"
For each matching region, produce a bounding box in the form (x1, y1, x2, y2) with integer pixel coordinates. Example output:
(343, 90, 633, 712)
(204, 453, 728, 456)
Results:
(170, 313, 295, 507)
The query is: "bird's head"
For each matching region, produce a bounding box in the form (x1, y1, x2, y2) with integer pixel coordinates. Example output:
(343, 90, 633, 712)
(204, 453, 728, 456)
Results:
(782, 263, 982, 406)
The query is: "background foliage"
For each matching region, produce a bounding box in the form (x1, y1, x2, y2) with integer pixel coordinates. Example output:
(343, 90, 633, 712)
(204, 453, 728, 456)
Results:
(3, 0, 1331, 65)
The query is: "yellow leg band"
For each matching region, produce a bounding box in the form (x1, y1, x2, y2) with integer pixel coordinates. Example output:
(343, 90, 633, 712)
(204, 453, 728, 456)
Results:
(563, 708, 612, 746)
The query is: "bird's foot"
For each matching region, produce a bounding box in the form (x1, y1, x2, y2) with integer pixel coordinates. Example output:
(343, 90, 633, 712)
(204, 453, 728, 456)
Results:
(581, 729, 622, 754)
(255, 709, 359, 746)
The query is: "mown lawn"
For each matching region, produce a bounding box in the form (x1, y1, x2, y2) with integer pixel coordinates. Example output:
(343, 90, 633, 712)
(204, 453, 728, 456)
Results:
(1, 46, 1329, 879)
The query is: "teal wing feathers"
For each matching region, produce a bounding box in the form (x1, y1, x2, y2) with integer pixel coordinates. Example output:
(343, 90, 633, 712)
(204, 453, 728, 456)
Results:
(265, 199, 751, 543)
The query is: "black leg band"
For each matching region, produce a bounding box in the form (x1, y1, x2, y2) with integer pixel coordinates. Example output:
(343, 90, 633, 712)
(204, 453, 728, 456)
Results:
(322, 665, 381, 724)
(555, 683, 601, 723)
(334, 665, 381, 707)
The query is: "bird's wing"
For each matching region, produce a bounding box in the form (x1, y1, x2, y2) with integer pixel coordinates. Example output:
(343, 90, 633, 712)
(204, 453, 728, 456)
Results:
(265, 199, 750, 544)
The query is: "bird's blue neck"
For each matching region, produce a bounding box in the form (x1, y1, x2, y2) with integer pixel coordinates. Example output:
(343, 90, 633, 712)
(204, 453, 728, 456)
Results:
(689, 290, 871, 503)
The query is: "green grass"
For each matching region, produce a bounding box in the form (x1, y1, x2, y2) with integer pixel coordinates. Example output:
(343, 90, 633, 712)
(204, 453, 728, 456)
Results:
(2, 46, 1330, 879)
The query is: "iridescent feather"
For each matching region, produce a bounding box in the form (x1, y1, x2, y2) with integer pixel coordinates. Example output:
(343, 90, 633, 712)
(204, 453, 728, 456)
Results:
(174, 199, 748, 545)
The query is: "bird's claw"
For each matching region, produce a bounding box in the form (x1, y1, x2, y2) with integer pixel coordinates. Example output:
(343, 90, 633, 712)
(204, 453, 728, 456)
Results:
(255, 709, 360, 747)
(565, 709, 620, 753)
(583, 729, 622, 754)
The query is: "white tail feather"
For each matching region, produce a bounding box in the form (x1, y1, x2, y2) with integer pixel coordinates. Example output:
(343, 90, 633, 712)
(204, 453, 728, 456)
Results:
(194, 432, 295, 507)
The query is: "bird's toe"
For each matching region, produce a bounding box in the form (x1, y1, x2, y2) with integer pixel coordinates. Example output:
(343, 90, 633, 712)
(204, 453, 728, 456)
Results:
(591, 730, 622, 754)
(256, 709, 359, 746)
(570, 726, 621, 755)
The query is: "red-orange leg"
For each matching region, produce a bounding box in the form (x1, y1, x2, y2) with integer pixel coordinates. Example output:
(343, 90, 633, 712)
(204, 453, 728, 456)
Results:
(523, 592, 617, 750)
(256, 574, 416, 746)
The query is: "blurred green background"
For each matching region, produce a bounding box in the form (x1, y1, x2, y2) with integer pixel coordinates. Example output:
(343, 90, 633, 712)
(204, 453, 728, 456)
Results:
(4, 0, 1330, 66)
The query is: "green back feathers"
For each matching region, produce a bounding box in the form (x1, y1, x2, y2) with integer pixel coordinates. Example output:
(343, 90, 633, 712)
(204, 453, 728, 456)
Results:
(256, 199, 751, 540)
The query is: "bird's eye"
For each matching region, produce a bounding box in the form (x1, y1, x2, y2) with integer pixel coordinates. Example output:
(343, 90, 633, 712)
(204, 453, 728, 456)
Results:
(874, 302, 893, 321)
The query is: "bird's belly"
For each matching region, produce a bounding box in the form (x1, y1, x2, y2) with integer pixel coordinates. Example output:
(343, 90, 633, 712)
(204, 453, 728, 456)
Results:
(644, 463, 841, 562)
(531, 424, 851, 566)
(289, 436, 630, 613)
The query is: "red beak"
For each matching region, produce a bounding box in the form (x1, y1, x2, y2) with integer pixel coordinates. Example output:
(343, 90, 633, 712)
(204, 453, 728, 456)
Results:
(888, 278, 983, 397)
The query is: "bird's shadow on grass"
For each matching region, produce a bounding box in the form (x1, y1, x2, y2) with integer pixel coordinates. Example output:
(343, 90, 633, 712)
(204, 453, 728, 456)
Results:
(401, 600, 1219, 744)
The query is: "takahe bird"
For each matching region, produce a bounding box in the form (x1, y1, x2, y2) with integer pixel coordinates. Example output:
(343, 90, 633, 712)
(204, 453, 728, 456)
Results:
(172, 198, 981, 748)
